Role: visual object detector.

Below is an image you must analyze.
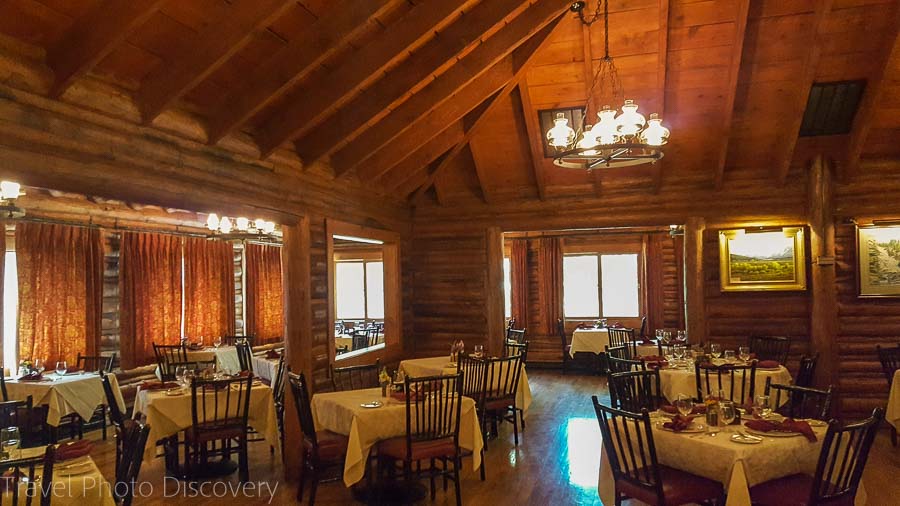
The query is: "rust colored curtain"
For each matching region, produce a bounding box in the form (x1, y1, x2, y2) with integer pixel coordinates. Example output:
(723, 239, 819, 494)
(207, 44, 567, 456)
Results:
(184, 237, 235, 340)
(537, 237, 562, 336)
(120, 232, 182, 369)
(16, 223, 103, 367)
(245, 243, 283, 343)
(509, 239, 529, 330)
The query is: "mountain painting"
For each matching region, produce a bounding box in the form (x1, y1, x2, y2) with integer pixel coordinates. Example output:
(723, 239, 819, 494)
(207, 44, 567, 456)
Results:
(727, 231, 796, 282)
(859, 226, 900, 296)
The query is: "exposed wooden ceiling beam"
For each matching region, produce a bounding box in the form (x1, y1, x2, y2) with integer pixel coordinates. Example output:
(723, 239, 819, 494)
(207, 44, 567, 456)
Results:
(250, 0, 482, 159)
(843, 3, 900, 181)
(46, 0, 165, 98)
(516, 78, 547, 201)
(462, 89, 505, 204)
(329, 0, 571, 176)
(712, 0, 751, 190)
(205, 0, 397, 145)
(773, 0, 833, 184)
(138, 0, 295, 124)
(376, 122, 465, 192)
(651, 0, 670, 195)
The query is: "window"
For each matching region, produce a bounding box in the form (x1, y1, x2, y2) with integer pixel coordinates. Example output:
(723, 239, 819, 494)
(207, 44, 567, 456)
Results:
(335, 260, 384, 320)
(3, 251, 17, 375)
(563, 253, 640, 318)
(503, 258, 511, 318)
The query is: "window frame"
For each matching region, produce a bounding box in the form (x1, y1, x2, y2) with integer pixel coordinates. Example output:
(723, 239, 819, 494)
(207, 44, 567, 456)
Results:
(334, 258, 384, 321)
(562, 248, 644, 320)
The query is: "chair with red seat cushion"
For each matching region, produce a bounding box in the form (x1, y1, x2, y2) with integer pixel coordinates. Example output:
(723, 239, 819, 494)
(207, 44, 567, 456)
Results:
(376, 373, 464, 506)
(287, 370, 348, 506)
(608, 369, 662, 413)
(482, 353, 526, 446)
(876, 344, 899, 446)
(592, 397, 725, 506)
(765, 377, 833, 420)
(695, 360, 757, 405)
(749, 407, 883, 506)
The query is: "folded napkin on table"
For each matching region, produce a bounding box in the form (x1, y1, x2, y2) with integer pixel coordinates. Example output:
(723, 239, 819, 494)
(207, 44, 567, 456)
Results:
(660, 404, 706, 415)
(55, 440, 93, 461)
(139, 380, 180, 391)
(186, 343, 204, 351)
(17, 372, 43, 381)
(757, 360, 780, 369)
(663, 414, 695, 432)
(744, 418, 817, 442)
(0, 469, 24, 492)
(265, 349, 281, 360)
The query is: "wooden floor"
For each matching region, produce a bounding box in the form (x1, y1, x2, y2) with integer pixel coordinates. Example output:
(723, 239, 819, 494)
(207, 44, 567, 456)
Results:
(84, 370, 898, 505)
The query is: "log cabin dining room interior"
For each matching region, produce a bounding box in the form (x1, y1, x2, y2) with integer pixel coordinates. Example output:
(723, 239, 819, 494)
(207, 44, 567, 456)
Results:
(0, 0, 899, 504)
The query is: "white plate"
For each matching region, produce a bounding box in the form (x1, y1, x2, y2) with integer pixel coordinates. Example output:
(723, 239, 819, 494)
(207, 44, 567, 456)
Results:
(360, 401, 383, 409)
(445, 363, 457, 368)
(165, 388, 185, 396)
(745, 427, 801, 438)
(797, 418, 828, 428)
(730, 434, 762, 444)
(57, 461, 94, 476)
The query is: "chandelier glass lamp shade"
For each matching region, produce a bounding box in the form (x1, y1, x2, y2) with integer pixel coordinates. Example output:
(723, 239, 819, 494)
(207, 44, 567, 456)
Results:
(0, 180, 25, 218)
(547, 1, 671, 170)
(206, 213, 279, 243)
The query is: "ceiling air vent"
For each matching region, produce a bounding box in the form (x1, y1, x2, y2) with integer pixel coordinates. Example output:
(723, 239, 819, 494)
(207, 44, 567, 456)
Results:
(799, 80, 866, 137)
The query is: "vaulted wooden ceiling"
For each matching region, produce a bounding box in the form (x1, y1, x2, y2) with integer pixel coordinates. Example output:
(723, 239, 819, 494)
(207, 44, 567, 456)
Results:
(0, 0, 898, 210)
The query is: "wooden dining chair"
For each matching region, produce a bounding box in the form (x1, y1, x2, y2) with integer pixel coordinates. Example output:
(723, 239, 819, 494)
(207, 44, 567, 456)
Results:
(694, 361, 758, 405)
(764, 378, 833, 420)
(76, 353, 115, 373)
(876, 344, 900, 445)
(482, 354, 525, 445)
(506, 328, 526, 344)
(749, 408, 884, 506)
(100, 370, 132, 471)
(72, 353, 117, 441)
(331, 360, 380, 391)
(287, 370, 348, 506)
(365, 327, 380, 347)
(114, 419, 151, 506)
(608, 328, 637, 359)
(0, 445, 55, 506)
(0, 397, 33, 430)
(592, 398, 725, 506)
(504, 339, 528, 359)
(557, 318, 572, 374)
(748, 335, 791, 365)
(236, 341, 253, 373)
(377, 373, 464, 506)
(457, 355, 488, 481)
(638, 316, 647, 340)
(608, 369, 663, 412)
(795, 353, 819, 388)
(168, 359, 218, 375)
(185, 374, 254, 482)
(270, 354, 287, 455)
(606, 345, 646, 374)
(222, 335, 254, 347)
(153, 343, 187, 381)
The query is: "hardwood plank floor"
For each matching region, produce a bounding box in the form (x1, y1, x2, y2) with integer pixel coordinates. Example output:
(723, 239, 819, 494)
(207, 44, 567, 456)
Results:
(82, 370, 896, 505)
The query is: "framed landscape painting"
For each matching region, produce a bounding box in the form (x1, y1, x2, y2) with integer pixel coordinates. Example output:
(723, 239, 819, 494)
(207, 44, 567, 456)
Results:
(718, 227, 807, 292)
(858, 226, 900, 297)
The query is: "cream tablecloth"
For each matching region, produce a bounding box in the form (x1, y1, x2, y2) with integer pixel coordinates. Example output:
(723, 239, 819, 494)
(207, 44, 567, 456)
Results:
(659, 364, 793, 404)
(570, 329, 610, 356)
(4, 373, 126, 426)
(250, 356, 280, 384)
(888, 370, 900, 431)
(399, 356, 533, 416)
(133, 382, 278, 462)
(311, 387, 484, 487)
(154, 346, 242, 379)
(2, 447, 115, 506)
(598, 419, 866, 506)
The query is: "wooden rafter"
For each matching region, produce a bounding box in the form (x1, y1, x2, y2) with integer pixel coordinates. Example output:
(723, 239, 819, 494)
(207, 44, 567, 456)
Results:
(464, 89, 505, 204)
(843, 3, 900, 181)
(256, 0, 483, 157)
(651, 0, 670, 194)
(329, 0, 571, 176)
(138, 0, 295, 124)
(376, 122, 466, 192)
(774, 0, 833, 184)
(206, 0, 397, 145)
(516, 77, 547, 200)
(712, 0, 751, 190)
(46, 0, 165, 98)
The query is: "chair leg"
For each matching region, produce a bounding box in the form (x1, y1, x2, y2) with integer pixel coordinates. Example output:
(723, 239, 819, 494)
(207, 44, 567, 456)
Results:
(308, 465, 319, 506)
(429, 458, 436, 500)
(297, 452, 307, 502)
(453, 455, 462, 506)
(101, 405, 107, 440)
(892, 426, 898, 447)
(512, 409, 519, 446)
(519, 408, 526, 429)
(238, 437, 249, 483)
(479, 448, 486, 481)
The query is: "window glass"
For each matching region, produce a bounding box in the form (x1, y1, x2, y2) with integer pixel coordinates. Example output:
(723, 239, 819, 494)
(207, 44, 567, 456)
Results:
(601, 254, 639, 317)
(335, 262, 365, 319)
(3, 252, 17, 375)
(563, 255, 600, 318)
(503, 258, 511, 318)
(365, 261, 384, 319)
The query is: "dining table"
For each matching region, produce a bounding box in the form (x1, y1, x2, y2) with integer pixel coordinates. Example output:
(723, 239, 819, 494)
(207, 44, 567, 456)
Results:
(398, 356, 533, 416)
(657, 360, 793, 405)
(887, 369, 900, 433)
(598, 414, 867, 506)
(1, 447, 116, 505)
(154, 345, 242, 379)
(250, 355, 281, 384)
(3, 372, 126, 426)
(569, 328, 659, 357)
(311, 387, 484, 487)
(132, 380, 279, 463)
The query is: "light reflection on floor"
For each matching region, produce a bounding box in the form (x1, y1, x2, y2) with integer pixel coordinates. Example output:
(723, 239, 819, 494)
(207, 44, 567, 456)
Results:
(564, 416, 603, 499)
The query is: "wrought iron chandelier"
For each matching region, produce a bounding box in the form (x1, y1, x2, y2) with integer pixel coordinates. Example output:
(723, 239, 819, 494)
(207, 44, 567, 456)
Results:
(206, 213, 280, 243)
(545, 1, 670, 170)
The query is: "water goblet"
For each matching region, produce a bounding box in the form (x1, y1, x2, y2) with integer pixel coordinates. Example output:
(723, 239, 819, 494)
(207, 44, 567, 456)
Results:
(55, 361, 67, 376)
(1, 427, 20, 460)
(175, 365, 187, 386)
(709, 343, 722, 359)
(755, 395, 772, 419)
(655, 329, 663, 341)
(719, 401, 736, 431)
(673, 345, 685, 362)
(214, 336, 222, 349)
(723, 350, 736, 363)
(473, 344, 484, 358)
(676, 330, 686, 342)
(675, 394, 693, 417)
(738, 346, 751, 362)
(182, 369, 195, 390)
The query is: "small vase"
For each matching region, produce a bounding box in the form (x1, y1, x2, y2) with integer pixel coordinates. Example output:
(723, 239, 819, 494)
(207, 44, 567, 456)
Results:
(381, 384, 388, 397)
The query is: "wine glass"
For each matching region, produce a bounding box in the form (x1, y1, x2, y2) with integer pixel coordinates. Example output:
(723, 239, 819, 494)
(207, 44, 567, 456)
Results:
(720, 401, 736, 431)
(738, 346, 751, 362)
(676, 330, 686, 342)
(1, 427, 19, 460)
(675, 394, 693, 417)
(55, 361, 67, 376)
(655, 329, 663, 342)
(673, 345, 685, 362)
(214, 336, 222, 349)
(723, 350, 736, 363)
(175, 365, 187, 386)
(755, 395, 772, 419)
(709, 343, 722, 359)
(33, 359, 44, 374)
(473, 345, 484, 358)
(182, 369, 195, 390)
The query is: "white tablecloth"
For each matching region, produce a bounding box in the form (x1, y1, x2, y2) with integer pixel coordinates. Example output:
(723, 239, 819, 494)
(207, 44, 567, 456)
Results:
(250, 356, 280, 384)
(598, 418, 867, 506)
(133, 382, 278, 462)
(2, 448, 115, 505)
(888, 370, 900, 431)
(154, 346, 242, 379)
(311, 387, 484, 487)
(659, 364, 793, 404)
(4, 373, 126, 426)
(570, 329, 610, 356)
(399, 356, 533, 416)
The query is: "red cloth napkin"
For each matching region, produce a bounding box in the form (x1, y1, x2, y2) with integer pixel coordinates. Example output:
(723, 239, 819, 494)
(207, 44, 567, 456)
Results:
(744, 419, 817, 442)
(17, 372, 43, 381)
(757, 360, 780, 369)
(663, 414, 695, 432)
(0, 469, 23, 492)
(265, 349, 281, 359)
(55, 440, 93, 461)
(139, 380, 179, 391)
(660, 404, 706, 415)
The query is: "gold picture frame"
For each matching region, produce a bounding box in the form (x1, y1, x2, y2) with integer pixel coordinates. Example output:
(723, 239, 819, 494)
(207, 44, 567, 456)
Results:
(718, 227, 807, 292)
(857, 225, 900, 297)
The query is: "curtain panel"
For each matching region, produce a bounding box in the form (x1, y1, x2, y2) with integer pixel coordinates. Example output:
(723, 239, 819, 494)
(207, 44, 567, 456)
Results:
(245, 243, 283, 343)
(16, 222, 103, 367)
(509, 239, 529, 330)
(120, 232, 182, 369)
(184, 237, 235, 341)
(537, 237, 563, 336)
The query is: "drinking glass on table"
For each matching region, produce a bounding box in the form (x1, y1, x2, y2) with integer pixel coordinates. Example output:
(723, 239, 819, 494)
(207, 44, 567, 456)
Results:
(719, 401, 736, 431)
(673, 345, 685, 362)
(55, 361, 67, 376)
(755, 395, 772, 419)
(709, 343, 722, 359)
(675, 394, 694, 417)
(33, 359, 44, 374)
(1, 427, 20, 460)
(738, 346, 751, 362)
(175, 365, 187, 386)
(473, 345, 484, 358)
(213, 336, 222, 349)
(723, 350, 736, 363)
(676, 330, 686, 342)
(182, 369, 195, 389)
